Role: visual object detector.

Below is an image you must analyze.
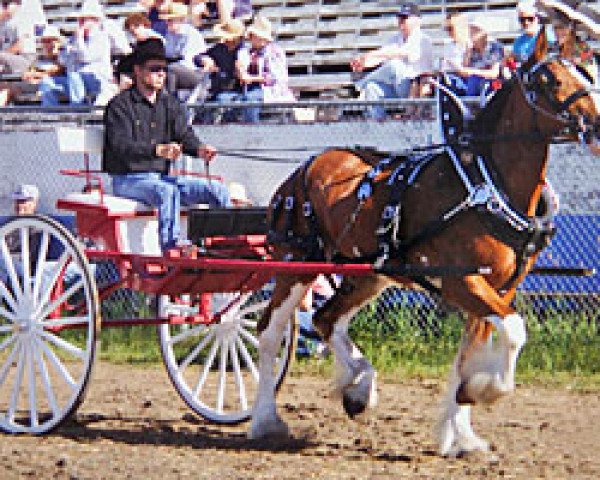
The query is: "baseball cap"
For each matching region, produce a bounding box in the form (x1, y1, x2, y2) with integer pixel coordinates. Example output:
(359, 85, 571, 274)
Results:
(12, 184, 39, 201)
(517, 0, 538, 17)
(397, 2, 420, 18)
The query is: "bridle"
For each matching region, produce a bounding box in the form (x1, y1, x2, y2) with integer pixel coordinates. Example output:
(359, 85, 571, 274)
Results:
(519, 51, 599, 144)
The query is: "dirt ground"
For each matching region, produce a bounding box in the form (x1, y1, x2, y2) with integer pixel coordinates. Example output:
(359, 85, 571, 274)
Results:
(0, 362, 599, 480)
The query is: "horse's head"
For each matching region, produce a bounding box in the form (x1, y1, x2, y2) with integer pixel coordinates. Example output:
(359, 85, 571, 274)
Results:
(520, 26, 600, 151)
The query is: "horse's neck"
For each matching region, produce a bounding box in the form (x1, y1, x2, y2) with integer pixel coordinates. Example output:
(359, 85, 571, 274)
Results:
(490, 86, 557, 215)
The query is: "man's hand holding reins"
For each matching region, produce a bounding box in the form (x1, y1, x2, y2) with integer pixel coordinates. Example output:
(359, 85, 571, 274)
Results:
(156, 143, 182, 161)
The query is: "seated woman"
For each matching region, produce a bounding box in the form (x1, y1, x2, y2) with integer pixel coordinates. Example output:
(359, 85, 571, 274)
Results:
(236, 15, 294, 123)
(442, 14, 504, 98)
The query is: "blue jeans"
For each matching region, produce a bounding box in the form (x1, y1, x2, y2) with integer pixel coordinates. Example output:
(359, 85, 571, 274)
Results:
(39, 72, 104, 106)
(241, 86, 263, 123)
(355, 59, 413, 120)
(446, 74, 490, 98)
(112, 172, 231, 250)
(202, 91, 241, 124)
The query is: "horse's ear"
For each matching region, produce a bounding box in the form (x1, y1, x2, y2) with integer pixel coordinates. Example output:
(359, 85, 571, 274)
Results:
(560, 28, 576, 59)
(532, 25, 549, 63)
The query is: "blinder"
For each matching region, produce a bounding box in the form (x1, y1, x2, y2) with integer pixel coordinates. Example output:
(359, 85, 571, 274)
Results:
(521, 55, 597, 141)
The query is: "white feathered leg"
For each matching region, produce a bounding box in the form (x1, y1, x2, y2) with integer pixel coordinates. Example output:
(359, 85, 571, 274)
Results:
(438, 313, 527, 456)
(329, 307, 378, 417)
(249, 283, 307, 439)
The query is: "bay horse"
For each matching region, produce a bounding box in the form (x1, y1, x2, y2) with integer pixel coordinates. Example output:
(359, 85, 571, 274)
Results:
(250, 28, 600, 456)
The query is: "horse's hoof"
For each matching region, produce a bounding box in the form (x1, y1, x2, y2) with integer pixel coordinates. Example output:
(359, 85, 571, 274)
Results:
(455, 381, 475, 405)
(248, 416, 290, 440)
(342, 393, 367, 418)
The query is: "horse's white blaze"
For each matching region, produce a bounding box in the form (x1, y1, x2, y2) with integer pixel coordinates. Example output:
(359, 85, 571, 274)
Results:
(249, 283, 306, 439)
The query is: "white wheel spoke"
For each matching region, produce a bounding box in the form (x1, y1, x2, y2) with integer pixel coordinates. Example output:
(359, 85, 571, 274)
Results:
(167, 323, 207, 346)
(238, 327, 259, 349)
(235, 337, 259, 383)
(179, 330, 215, 372)
(36, 279, 84, 322)
(0, 338, 20, 388)
(41, 316, 90, 329)
(35, 251, 70, 314)
(216, 339, 228, 414)
(241, 319, 258, 329)
(192, 339, 219, 398)
(0, 306, 16, 323)
(1, 238, 22, 303)
(0, 281, 17, 313)
(0, 332, 17, 354)
(32, 231, 50, 304)
(229, 340, 247, 411)
(33, 340, 59, 418)
(19, 227, 32, 299)
(39, 330, 85, 360)
(37, 337, 77, 390)
(27, 340, 38, 428)
(7, 344, 25, 423)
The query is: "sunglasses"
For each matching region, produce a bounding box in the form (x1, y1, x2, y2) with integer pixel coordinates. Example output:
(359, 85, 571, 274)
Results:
(519, 16, 536, 25)
(145, 64, 167, 73)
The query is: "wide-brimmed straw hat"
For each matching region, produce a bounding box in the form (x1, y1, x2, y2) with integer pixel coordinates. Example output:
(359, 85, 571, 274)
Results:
(41, 25, 63, 40)
(213, 19, 245, 41)
(246, 15, 273, 42)
(159, 2, 189, 20)
(76, 0, 104, 19)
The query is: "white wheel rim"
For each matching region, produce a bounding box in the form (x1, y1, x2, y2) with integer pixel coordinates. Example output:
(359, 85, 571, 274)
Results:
(159, 287, 294, 424)
(0, 216, 97, 433)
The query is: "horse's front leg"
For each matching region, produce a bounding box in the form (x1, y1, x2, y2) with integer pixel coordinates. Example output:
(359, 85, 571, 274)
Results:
(249, 277, 311, 440)
(313, 275, 389, 417)
(438, 276, 527, 457)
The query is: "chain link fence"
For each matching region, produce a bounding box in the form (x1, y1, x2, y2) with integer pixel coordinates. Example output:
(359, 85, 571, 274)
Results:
(0, 101, 597, 359)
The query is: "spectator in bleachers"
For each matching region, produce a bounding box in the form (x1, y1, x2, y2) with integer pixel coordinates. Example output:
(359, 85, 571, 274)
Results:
(512, 0, 542, 64)
(124, 12, 164, 45)
(40, 0, 115, 106)
(162, 2, 207, 95)
(350, 2, 433, 121)
(102, 13, 133, 58)
(552, 12, 597, 83)
(0, 25, 65, 106)
(540, 0, 600, 38)
(0, 0, 36, 75)
(236, 15, 294, 123)
(443, 14, 504, 98)
(194, 18, 245, 121)
(217, 0, 252, 22)
(140, 0, 171, 37)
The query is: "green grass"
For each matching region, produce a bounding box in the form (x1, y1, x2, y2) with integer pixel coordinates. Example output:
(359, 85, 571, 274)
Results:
(90, 301, 600, 389)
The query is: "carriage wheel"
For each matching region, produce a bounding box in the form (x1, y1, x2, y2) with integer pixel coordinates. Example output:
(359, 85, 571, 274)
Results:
(0, 215, 99, 434)
(158, 284, 296, 424)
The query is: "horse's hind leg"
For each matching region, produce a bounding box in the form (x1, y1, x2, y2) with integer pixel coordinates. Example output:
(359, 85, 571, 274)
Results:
(438, 276, 527, 457)
(249, 276, 312, 440)
(313, 275, 390, 418)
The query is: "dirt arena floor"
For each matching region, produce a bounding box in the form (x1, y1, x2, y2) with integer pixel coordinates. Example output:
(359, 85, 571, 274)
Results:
(1, 362, 599, 479)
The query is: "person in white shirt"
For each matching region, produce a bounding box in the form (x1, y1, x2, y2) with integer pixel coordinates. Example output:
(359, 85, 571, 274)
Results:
(161, 1, 207, 94)
(0, 0, 36, 74)
(350, 2, 433, 120)
(40, 0, 115, 106)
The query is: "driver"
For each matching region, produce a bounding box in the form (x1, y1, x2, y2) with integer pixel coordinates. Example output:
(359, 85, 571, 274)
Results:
(102, 38, 230, 255)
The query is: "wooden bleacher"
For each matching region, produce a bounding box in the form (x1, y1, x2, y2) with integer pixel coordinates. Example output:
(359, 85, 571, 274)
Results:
(34, 0, 550, 99)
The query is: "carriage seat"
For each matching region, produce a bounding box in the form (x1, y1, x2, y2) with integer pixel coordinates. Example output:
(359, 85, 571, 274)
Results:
(57, 191, 204, 255)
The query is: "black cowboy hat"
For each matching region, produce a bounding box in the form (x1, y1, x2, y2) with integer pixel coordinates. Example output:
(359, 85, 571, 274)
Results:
(117, 38, 180, 76)
(131, 38, 179, 65)
(397, 2, 419, 18)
